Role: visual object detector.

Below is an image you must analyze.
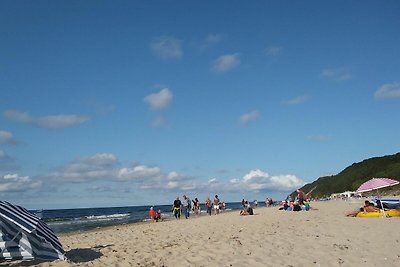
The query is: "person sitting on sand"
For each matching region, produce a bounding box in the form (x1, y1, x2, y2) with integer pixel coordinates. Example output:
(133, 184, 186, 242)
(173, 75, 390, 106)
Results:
(304, 200, 310, 211)
(149, 206, 158, 222)
(278, 201, 289, 211)
(157, 209, 162, 221)
(240, 201, 254, 215)
(346, 200, 380, 217)
(292, 201, 302, 212)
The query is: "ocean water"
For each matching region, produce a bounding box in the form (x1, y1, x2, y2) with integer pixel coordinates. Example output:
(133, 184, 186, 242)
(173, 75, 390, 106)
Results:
(34, 202, 246, 233)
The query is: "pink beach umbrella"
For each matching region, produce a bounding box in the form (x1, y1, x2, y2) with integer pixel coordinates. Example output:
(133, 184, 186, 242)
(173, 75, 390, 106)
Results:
(356, 178, 399, 193)
(356, 178, 399, 217)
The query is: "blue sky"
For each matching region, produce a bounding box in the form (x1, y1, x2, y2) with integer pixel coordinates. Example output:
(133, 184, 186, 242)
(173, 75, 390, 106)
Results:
(1, 1, 400, 209)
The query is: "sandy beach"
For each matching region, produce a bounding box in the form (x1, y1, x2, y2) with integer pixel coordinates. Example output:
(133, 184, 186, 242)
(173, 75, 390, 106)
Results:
(1, 200, 399, 267)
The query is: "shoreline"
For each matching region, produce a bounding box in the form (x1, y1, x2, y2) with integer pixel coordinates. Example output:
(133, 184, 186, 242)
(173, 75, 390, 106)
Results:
(57, 206, 242, 238)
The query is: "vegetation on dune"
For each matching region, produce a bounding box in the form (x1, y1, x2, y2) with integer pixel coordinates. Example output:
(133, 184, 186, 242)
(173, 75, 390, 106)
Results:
(291, 153, 400, 199)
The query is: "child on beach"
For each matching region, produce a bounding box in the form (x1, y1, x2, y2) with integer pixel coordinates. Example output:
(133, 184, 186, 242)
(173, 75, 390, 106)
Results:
(149, 207, 157, 222)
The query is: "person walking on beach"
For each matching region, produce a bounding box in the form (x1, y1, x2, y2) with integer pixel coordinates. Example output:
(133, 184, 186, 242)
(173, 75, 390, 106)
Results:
(183, 195, 191, 219)
(205, 197, 212, 216)
(173, 197, 182, 219)
(192, 197, 200, 215)
(213, 195, 220, 215)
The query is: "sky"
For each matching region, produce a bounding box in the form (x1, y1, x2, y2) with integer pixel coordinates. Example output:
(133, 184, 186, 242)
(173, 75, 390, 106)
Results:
(1, 1, 400, 209)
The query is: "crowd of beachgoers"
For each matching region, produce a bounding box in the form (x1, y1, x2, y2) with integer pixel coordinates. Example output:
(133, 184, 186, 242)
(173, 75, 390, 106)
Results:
(147, 189, 315, 222)
(147, 188, 400, 222)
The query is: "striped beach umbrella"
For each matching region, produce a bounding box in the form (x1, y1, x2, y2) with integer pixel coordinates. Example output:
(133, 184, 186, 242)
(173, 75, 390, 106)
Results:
(0, 200, 65, 261)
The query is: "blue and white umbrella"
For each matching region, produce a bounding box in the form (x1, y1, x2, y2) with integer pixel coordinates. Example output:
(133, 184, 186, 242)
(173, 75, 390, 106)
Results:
(0, 200, 65, 261)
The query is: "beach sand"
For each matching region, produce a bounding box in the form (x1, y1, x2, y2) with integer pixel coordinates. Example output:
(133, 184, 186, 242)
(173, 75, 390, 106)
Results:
(1, 200, 399, 267)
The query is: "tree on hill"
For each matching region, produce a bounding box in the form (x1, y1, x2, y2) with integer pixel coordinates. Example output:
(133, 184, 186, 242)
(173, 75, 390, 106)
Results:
(290, 153, 400, 199)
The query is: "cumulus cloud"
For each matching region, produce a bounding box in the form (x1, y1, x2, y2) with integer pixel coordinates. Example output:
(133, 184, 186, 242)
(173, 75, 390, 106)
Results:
(117, 165, 161, 181)
(144, 88, 173, 110)
(212, 53, 240, 73)
(239, 169, 304, 191)
(265, 46, 283, 57)
(320, 68, 351, 81)
(3, 110, 89, 129)
(0, 130, 17, 145)
(283, 95, 310, 105)
(239, 111, 260, 124)
(374, 82, 400, 99)
(0, 174, 42, 192)
(150, 36, 183, 59)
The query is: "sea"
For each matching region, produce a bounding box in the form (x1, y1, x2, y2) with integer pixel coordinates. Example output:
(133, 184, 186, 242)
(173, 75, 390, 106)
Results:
(32, 202, 246, 234)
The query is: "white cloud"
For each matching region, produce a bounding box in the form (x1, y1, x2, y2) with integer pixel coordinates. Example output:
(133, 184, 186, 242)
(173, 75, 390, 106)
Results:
(374, 82, 400, 99)
(0, 130, 17, 145)
(265, 46, 283, 57)
(239, 169, 304, 191)
(320, 68, 351, 81)
(239, 111, 260, 124)
(0, 174, 42, 192)
(284, 95, 310, 105)
(150, 36, 183, 59)
(4, 110, 89, 129)
(144, 88, 173, 110)
(117, 165, 161, 181)
(212, 53, 240, 73)
(208, 178, 217, 184)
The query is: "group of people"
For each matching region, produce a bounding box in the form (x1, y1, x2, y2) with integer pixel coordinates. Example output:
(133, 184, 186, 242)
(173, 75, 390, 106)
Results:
(277, 189, 311, 212)
(171, 194, 224, 219)
(278, 199, 311, 211)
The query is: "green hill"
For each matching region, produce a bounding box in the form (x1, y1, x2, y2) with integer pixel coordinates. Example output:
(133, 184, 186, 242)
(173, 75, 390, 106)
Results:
(291, 152, 400, 199)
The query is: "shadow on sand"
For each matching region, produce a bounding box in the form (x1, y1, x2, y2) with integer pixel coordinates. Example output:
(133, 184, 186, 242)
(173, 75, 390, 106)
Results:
(0, 247, 106, 266)
(65, 248, 103, 263)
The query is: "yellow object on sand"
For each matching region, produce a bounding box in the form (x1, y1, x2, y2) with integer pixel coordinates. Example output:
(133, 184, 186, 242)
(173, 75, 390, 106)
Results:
(356, 209, 400, 218)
